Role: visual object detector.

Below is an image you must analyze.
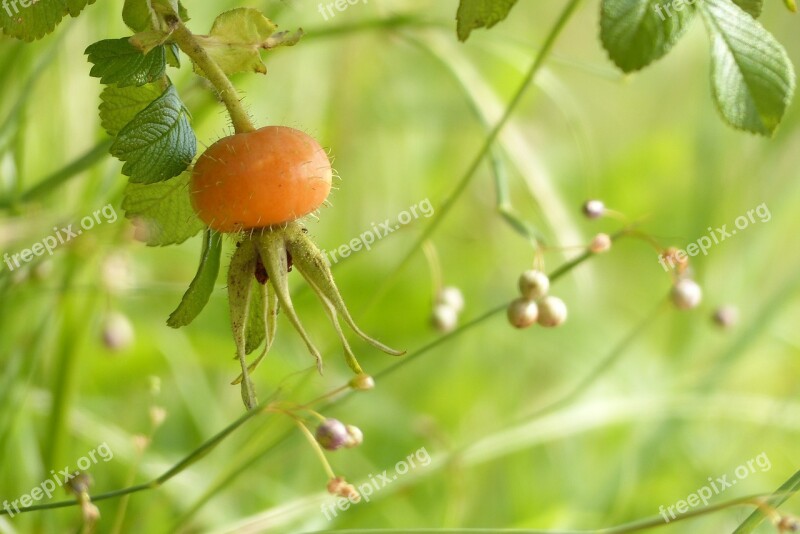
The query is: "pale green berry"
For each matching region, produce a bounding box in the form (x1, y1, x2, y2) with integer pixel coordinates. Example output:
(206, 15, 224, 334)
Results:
(349, 374, 375, 391)
(671, 279, 702, 310)
(537, 296, 568, 327)
(507, 298, 538, 329)
(518, 270, 549, 300)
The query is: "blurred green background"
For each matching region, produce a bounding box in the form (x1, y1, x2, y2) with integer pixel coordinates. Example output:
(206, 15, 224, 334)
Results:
(1, 1, 799, 532)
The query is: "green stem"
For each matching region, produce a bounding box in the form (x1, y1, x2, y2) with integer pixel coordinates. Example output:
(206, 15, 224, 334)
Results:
(362, 0, 583, 309)
(1, 402, 271, 516)
(169, 20, 256, 134)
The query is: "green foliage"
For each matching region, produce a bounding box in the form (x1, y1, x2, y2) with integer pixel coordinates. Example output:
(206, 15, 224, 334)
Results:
(455, 0, 518, 41)
(99, 83, 164, 137)
(732, 0, 763, 17)
(120, 172, 204, 246)
(598, 0, 794, 136)
(85, 38, 167, 87)
(0, 0, 95, 41)
(110, 85, 196, 184)
(698, 0, 795, 135)
(600, 0, 694, 72)
(194, 8, 302, 76)
(166, 230, 222, 327)
(122, 0, 155, 32)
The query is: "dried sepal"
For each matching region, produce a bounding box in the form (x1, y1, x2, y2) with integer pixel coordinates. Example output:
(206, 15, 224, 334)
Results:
(285, 223, 404, 357)
(227, 239, 259, 409)
(257, 229, 323, 372)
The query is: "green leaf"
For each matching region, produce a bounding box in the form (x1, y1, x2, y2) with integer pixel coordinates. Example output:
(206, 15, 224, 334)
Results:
(121, 172, 204, 246)
(122, 0, 188, 31)
(732, 0, 763, 17)
(600, 0, 694, 73)
(166, 43, 181, 68)
(85, 38, 166, 88)
(122, 0, 154, 32)
(193, 8, 302, 76)
(99, 83, 163, 137)
(697, 0, 796, 135)
(129, 30, 172, 55)
(111, 85, 196, 184)
(0, 0, 96, 41)
(455, 0, 518, 42)
(166, 230, 222, 328)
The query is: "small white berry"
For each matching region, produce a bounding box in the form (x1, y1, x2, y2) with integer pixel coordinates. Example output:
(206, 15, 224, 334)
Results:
(344, 425, 364, 448)
(507, 298, 538, 329)
(436, 286, 465, 314)
(589, 233, 612, 254)
(582, 200, 605, 219)
(671, 279, 702, 310)
(518, 270, 550, 300)
(431, 303, 458, 333)
(537, 296, 568, 327)
(102, 312, 135, 351)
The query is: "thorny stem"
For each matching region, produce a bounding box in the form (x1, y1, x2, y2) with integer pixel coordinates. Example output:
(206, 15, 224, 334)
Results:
(169, 19, 256, 134)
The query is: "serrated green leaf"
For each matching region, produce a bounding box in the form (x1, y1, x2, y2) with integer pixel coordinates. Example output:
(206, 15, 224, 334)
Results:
(121, 172, 204, 246)
(99, 83, 163, 137)
(732, 0, 763, 17)
(697, 0, 795, 135)
(456, 0, 518, 42)
(0, 0, 96, 41)
(166, 230, 222, 328)
(122, 0, 154, 32)
(193, 8, 302, 76)
(86, 38, 166, 88)
(111, 85, 196, 183)
(600, 0, 694, 73)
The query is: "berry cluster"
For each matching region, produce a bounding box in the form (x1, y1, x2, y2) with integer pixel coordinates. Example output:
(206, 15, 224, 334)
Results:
(507, 270, 567, 329)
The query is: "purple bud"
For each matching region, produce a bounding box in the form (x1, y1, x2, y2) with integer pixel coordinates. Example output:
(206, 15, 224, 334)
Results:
(315, 418, 349, 451)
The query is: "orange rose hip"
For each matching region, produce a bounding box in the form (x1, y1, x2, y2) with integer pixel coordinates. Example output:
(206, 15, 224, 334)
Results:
(191, 126, 332, 232)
